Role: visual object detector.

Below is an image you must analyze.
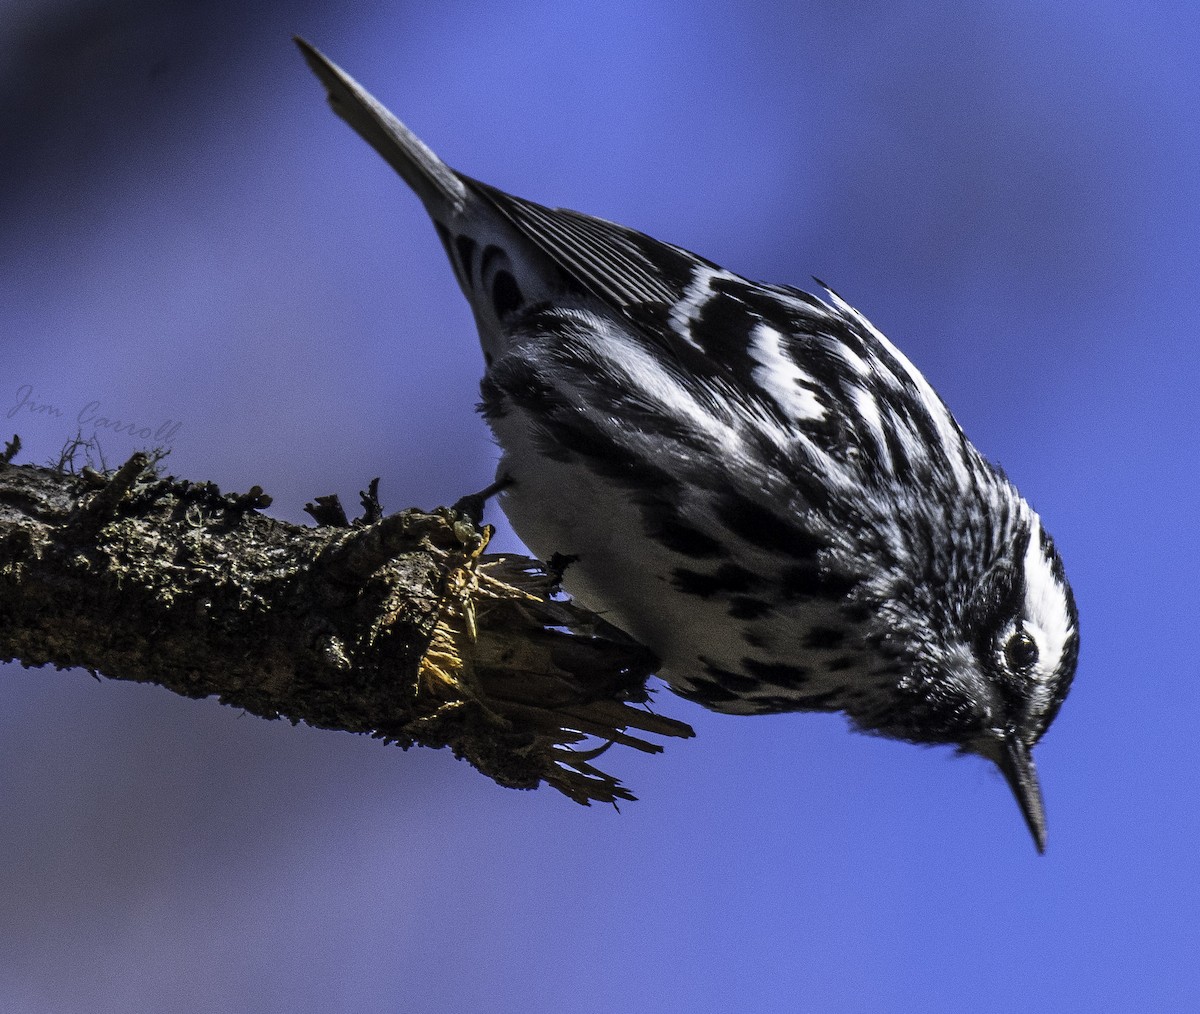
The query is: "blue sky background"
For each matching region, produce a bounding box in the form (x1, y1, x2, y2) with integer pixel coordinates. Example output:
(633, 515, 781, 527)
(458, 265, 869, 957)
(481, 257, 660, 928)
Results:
(2, 2, 1197, 1010)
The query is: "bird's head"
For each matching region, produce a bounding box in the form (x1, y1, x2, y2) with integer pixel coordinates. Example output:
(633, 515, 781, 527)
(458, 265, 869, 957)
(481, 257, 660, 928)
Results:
(852, 500, 1079, 851)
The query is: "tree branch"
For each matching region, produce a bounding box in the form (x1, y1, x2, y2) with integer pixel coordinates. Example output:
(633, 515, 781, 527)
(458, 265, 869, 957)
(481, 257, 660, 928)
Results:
(0, 439, 693, 804)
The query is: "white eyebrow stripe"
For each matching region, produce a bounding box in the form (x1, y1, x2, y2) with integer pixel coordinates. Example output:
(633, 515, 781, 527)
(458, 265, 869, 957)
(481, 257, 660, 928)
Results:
(1022, 515, 1074, 689)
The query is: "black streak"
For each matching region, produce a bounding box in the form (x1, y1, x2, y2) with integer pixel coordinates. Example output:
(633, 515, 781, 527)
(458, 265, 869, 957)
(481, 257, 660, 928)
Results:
(491, 270, 524, 318)
(715, 493, 823, 560)
(803, 626, 847, 650)
(455, 234, 477, 286)
(741, 657, 811, 686)
(671, 563, 761, 598)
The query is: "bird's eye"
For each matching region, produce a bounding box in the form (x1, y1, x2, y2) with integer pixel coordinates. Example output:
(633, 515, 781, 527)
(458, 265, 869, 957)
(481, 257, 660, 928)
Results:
(1004, 628, 1039, 674)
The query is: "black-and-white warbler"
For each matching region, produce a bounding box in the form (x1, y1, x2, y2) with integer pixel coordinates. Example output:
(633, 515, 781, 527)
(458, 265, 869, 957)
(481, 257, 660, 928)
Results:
(297, 39, 1079, 852)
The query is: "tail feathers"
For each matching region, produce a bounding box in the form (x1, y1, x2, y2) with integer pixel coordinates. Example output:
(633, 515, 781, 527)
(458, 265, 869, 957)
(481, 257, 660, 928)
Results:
(295, 37, 467, 216)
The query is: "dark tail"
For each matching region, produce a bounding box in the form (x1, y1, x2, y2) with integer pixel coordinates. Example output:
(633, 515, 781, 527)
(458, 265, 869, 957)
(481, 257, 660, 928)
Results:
(295, 37, 468, 215)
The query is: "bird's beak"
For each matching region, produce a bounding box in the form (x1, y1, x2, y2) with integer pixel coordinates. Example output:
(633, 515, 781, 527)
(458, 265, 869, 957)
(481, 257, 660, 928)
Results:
(993, 736, 1047, 854)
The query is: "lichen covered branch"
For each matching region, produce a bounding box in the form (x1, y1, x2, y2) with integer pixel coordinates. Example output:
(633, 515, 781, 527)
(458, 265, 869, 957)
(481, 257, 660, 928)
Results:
(0, 447, 692, 804)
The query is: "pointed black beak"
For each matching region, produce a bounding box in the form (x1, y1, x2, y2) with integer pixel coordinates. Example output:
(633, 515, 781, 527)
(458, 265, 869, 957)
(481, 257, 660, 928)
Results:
(995, 737, 1047, 854)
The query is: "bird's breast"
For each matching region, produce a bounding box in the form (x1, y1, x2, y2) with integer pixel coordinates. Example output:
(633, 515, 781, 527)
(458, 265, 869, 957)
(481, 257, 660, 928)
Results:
(488, 401, 881, 717)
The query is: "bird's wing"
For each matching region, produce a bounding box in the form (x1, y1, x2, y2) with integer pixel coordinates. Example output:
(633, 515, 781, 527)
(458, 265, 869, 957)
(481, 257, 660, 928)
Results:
(465, 178, 721, 312)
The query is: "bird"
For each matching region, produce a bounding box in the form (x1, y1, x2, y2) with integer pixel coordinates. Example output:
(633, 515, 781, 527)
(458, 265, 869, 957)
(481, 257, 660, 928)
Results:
(296, 37, 1079, 852)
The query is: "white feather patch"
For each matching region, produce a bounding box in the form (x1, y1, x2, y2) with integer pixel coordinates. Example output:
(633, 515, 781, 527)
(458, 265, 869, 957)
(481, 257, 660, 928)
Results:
(668, 264, 737, 349)
(748, 322, 826, 422)
(850, 384, 891, 472)
(825, 290, 970, 487)
(586, 314, 748, 458)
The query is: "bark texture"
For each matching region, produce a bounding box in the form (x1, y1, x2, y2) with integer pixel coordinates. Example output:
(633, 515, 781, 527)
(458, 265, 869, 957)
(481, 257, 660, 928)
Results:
(0, 440, 692, 804)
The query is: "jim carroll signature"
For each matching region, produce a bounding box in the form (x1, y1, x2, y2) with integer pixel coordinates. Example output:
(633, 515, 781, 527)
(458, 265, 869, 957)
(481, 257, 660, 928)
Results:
(7, 384, 183, 445)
